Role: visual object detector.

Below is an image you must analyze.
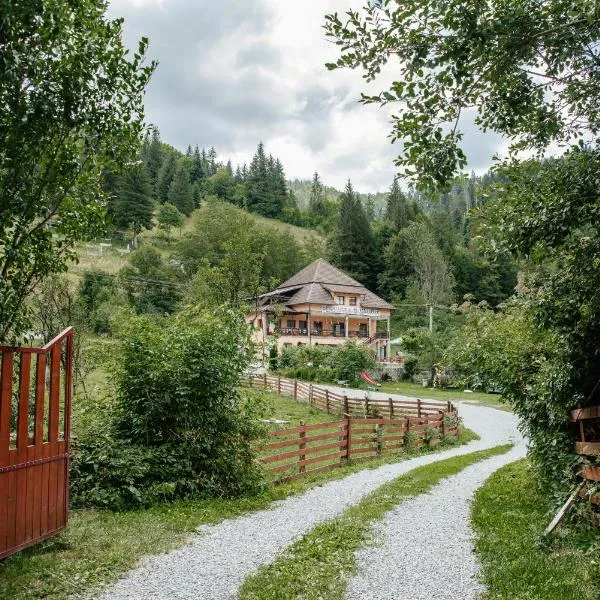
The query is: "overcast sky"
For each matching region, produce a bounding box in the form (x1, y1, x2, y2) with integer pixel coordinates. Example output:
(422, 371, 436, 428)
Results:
(107, 0, 505, 193)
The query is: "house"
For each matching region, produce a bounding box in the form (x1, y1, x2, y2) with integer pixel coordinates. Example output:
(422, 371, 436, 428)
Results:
(248, 258, 393, 361)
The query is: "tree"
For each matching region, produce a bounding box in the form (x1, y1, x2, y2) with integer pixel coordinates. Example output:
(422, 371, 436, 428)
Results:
(401, 222, 455, 307)
(325, 1, 600, 189)
(309, 172, 326, 216)
(168, 161, 194, 216)
(386, 178, 418, 231)
(157, 202, 184, 238)
(156, 153, 177, 203)
(328, 180, 376, 288)
(143, 127, 163, 195)
(112, 164, 154, 239)
(0, 0, 155, 341)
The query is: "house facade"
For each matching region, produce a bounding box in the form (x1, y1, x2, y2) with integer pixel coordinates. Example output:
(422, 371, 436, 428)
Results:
(248, 258, 393, 360)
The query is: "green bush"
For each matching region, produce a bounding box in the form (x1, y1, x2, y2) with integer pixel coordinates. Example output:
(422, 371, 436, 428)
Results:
(71, 306, 264, 509)
(274, 342, 376, 385)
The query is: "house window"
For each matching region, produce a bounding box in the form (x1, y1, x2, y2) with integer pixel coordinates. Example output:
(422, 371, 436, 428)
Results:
(336, 296, 344, 305)
(349, 297, 357, 306)
(299, 320, 307, 330)
(286, 319, 295, 328)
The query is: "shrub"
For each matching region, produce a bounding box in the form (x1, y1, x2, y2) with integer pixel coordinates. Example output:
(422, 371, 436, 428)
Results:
(71, 306, 264, 509)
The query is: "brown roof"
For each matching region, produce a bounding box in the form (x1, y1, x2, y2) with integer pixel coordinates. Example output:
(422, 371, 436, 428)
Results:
(258, 258, 393, 310)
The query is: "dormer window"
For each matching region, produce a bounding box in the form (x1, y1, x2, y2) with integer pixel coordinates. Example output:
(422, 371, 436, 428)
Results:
(336, 296, 344, 305)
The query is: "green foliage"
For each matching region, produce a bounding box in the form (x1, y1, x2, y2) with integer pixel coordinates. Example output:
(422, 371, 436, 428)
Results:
(276, 342, 376, 385)
(112, 163, 154, 234)
(328, 179, 377, 289)
(157, 202, 184, 237)
(444, 304, 577, 499)
(325, 1, 600, 190)
(71, 307, 263, 509)
(168, 161, 194, 216)
(119, 246, 183, 314)
(0, 0, 155, 341)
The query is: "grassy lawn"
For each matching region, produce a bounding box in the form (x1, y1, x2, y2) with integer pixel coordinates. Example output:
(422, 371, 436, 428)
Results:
(377, 380, 510, 411)
(238, 444, 513, 600)
(0, 387, 478, 600)
(472, 459, 600, 600)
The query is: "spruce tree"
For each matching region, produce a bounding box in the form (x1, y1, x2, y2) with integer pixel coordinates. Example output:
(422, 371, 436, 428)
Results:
(168, 161, 194, 215)
(191, 145, 205, 183)
(156, 152, 177, 203)
(364, 194, 376, 222)
(247, 142, 272, 216)
(309, 171, 325, 216)
(386, 177, 417, 231)
(144, 127, 163, 196)
(113, 164, 154, 235)
(329, 179, 376, 288)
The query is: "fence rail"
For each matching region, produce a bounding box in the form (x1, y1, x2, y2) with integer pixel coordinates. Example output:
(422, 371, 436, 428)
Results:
(258, 413, 459, 483)
(243, 374, 456, 419)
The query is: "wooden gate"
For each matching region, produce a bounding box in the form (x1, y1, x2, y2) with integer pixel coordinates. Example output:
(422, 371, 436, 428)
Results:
(0, 328, 73, 560)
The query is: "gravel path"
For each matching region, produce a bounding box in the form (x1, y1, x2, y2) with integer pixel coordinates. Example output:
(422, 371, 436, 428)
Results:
(101, 402, 521, 600)
(347, 444, 526, 600)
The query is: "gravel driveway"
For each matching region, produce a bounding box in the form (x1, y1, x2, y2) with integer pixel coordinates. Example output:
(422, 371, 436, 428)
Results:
(101, 401, 522, 600)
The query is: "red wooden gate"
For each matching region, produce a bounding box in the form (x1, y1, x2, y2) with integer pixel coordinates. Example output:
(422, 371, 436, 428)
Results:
(0, 328, 73, 559)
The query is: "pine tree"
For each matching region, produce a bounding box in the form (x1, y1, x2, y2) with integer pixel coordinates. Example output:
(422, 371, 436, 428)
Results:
(309, 171, 325, 216)
(113, 164, 154, 235)
(329, 179, 376, 287)
(226, 160, 233, 176)
(191, 145, 205, 183)
(385, 177, 417, 231)
(157, 152, 177, 203)
(364, 194, 376, 222)
(234, 165, 243, 182)
(207, 147, 217, 176)
(144, 127, 163, 196)
(168, 161, 194, 215)
(247, 142, 271, 216)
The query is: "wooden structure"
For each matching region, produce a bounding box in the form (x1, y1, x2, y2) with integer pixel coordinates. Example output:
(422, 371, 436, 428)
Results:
(0, 328, 74, 560)
(243, 374, 457, 419)
(571, 405, 600, 505)
(259, 413, 459, 483)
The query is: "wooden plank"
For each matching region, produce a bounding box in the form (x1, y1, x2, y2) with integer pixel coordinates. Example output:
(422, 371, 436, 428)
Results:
(581, 465, 600, 482)
(570, 405, 600, 422)
(15, 354, 31, 548)
(0, 351, 14, 555)
(263, 441, 345, 464)
(260, 430, 347, 452)
(575, 441, 600, 455)
(544, 481, 585, 536)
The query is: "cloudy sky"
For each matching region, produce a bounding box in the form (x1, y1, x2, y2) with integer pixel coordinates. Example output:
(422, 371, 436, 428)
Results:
(108, 0, 504, 193)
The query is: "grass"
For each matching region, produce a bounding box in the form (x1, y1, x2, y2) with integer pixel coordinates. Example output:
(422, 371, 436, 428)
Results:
(258, 391, 340, 427)
(472, 459, 600, 600)
(0, 394, 479, 600)
(377, 380, 511, 411)
(237, 443, 513, 600)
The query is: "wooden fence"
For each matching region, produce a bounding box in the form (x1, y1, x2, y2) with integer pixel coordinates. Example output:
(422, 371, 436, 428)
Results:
(0, 328, 74, 560)
(244, 373, 456, 419)
(259, 413, 459, 483)
(571, 405, 600, 506)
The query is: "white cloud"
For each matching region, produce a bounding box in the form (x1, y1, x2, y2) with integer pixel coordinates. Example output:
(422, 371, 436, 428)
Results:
(107, 0, 504, 193)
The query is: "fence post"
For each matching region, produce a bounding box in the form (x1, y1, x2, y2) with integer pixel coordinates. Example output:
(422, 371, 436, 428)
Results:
(440, 411, 445, 437)
(346, 414, 352, 462)
(375, 422, 381, 455)
(417, 398, 422, 418)
(299, 421, 306, 474)
(364, 395, 369, 417)
(447, 400, 451, 413)
(277, 375, 281, 395)
(325, 389, 330, 414)
(249, 376, 253, 388)
(389, 397, 394, 419)
(294, 379, 298, 400)
(309, 384, 314, 406)
(263, 372, 267, 389)
(344, 395, 349, 415)
(405, 416, 410, 448)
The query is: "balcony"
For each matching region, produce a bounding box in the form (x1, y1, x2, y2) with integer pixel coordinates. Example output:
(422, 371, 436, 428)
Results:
(273, 327, 374, 339)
